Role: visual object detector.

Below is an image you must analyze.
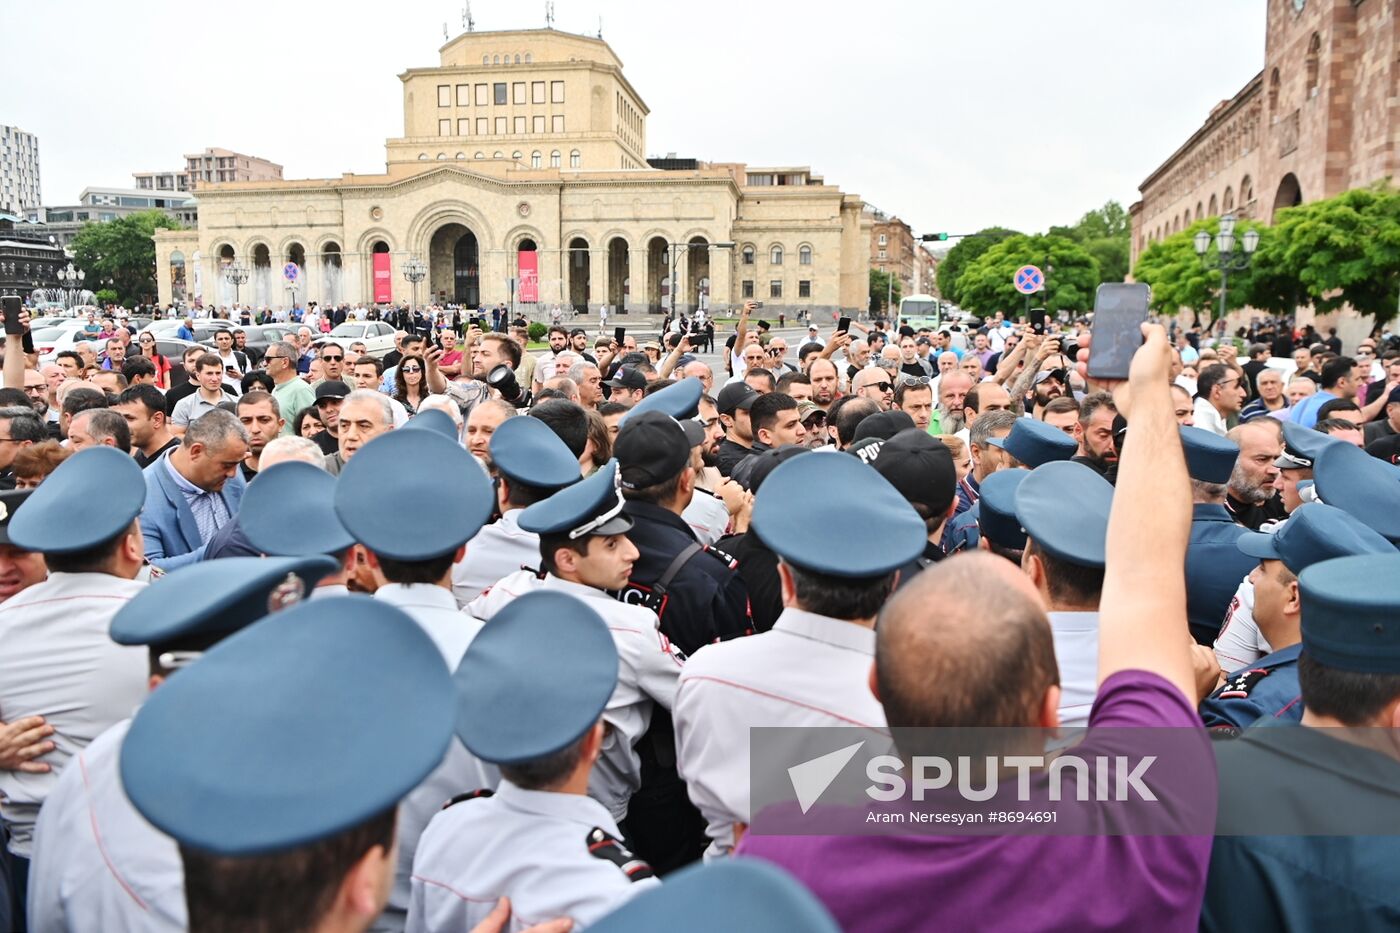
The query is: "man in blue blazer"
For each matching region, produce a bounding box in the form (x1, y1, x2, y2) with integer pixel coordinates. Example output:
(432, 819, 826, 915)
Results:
(141, 409, 249, 570)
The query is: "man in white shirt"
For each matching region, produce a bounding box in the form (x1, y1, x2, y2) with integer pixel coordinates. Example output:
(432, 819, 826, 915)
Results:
(1193, 363, 1247, 437)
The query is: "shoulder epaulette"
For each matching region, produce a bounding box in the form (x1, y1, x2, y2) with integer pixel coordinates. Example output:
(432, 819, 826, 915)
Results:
(586, 827, 654, 882)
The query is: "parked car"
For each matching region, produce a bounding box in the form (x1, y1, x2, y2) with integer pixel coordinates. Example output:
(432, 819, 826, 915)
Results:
(312, 321, 399, 358)
(35, 325, 100, 364)
(218, 324, 298, 363)
(141, 319, 225, 344)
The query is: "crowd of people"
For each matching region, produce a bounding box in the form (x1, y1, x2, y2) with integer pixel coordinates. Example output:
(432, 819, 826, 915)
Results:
(0, 294, 1397, 932)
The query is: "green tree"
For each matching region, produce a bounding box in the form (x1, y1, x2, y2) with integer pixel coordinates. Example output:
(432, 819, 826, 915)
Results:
(869, 267, 902, 313)
(956, 234, 1100, 318)
(935, 226, 1021, 306)
(1249, 183, 1400, 325)
(1049, 201, 1131, 284)
(92, 289, 121, 307)
(69, 210, 182, 306)
(1131, 217, 1269, 326)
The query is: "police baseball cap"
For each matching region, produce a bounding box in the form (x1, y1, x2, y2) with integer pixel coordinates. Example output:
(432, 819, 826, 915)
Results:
(745, 445, 811, 494)
(313, 380, 351, 403)
(0, 490, 33, 548)
(489, 415, 582, 490)
(335, 429, 494, 560)
(1312, 439, 1400, 542)
(717, 381, 759, 416)
(110, 555, 337, 650)
(1299, 554, 1400, 674)
(1180, 426, 1240, 484)
(853, 410, 915, 443)
(863, 429, 956, 517)
(614, 411, 690, 490)
(518, 459, 632, 538)
(604, 367, 647, 391)
(121, 595, 454, 856)
(402, 408, 459, 441)
(751, 450, 925, 577)
(988, 417, 1078, 468)
(621, 377, 703, 425)
(1236, 503, 1393, 575)
(1015, 460, 1113, 568)
(978, 469, 1029, 551)
(242, 461, 357, 557)
(452, 591, 617, 764)
(9, 447, 145, 554)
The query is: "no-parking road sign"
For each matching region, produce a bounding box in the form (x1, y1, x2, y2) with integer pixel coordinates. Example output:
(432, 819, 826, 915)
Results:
(1013, 265, 1044, 294)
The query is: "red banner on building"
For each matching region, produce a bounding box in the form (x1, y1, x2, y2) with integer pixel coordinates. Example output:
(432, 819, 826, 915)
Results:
(373, 253, 392, 303)
(518, 249, 538, 303)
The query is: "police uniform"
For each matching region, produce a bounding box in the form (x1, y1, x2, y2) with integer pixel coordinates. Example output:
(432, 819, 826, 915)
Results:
(944, 418, 1077, 553)
(0, 451, 149, 871)
(1015, 461, 1114, 728)
(1313, 438, 1400, 544)
(1181, 427, 1257, 646)
(1203, 554, 1400, 930)
(472, 462, 685, 821)
(26, 556, 336, 933)
(241, 459, 357, 560)
(409, 591, 660, 932)
(674, 452, 925, 858)
(333, 429, 500, 933)
(975, 468, 1028, 556)
(452, 415, 581, 607)
(1200, 502, 1394, 735)
(120, 596, 457, 932)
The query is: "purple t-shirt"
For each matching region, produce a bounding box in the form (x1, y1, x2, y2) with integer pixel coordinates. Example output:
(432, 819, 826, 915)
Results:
(738, 671, 1215, 933)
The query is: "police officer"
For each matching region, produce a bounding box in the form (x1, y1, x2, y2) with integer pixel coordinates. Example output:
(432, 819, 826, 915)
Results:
(1182, 426, 1258, 646)
(1312, 438, 1400, 544)
(409, 591, 660, 931)
(334, 427, 499, 932)
(240, 460, 359, 599)
(120, 595, 457, 932)
(1203, 553, 1400, 929)
(1199, 504, 1394, 734)
(0, 448, 149, 912)
(627, 379, 730, 548)
(945, 416, 1078, 552)
(674, 451, 925, 858)
(27, 555, 336, 932)
(451, 415, 582, 607)
(975, 468, 1028, 565)
(470, 460, 685, 828)
(859, 429, 959, 582)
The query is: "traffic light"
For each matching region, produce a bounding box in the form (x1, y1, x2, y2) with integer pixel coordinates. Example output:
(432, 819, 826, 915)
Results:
(921, 232, 949, 242)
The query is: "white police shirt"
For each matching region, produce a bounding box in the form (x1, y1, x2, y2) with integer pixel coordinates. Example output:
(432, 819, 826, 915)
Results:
(1213, 577, 1272, 671)
(1048, 611, 1099, 729)
(681, 488, 730, 547)
(451, 511, 541, 609)
(370, 583, 497, 933)
(0, 573, 147, 857)
(672, 607, 885, 859)
(27, 719, 185, 933)
(471, 571, 684, 821)
(407, 781, 657, 933)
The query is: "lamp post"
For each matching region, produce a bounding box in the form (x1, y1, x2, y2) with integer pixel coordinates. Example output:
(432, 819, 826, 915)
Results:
(224, 260, 250, 306)
(1194, 214, 1259, 325)
(57, 263, 85, 309)
(402, 256, 428, 316)
(668, 241, 735, 321)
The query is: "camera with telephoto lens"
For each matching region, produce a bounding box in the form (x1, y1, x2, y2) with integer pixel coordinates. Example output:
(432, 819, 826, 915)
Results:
(487, 363, 530, 407)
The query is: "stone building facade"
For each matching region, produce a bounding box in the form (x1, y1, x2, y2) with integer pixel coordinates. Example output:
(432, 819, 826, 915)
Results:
(1130, 0, 1400, 269)
(154, 28, 870, 316)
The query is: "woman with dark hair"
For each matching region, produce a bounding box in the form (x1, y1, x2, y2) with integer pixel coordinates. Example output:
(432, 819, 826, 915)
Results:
(134, 333, 173, 389)
(241, 370, 275, 395)
(294, 406, 324, 439)
(393, 353, 429, 415)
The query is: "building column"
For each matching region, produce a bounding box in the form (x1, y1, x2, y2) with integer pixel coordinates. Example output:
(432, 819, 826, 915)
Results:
(630, 248, 647, 315)
(710, 247, 733, 316)
(587, 244, 607, 315)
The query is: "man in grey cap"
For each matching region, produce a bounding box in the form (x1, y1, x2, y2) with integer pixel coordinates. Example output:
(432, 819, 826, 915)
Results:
(714, 382, 759, 478)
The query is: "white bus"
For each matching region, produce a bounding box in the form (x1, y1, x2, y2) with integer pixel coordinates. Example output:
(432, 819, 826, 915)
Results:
(898, 294, 941, 331)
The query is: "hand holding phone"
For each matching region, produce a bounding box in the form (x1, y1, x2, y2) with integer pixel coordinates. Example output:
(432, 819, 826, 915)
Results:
(614, 326, 626, 345)
(1086, 284, 1151, 381)
(1, 297, 24, 337)
(836, 316, 851, 335)
(1029, 308, 1047, 336)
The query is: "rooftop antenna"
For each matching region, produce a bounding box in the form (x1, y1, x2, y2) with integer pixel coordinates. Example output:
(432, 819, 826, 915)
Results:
(463, 2, 474, 32)
(598, 15, 603, 38)
(545, 1, 555, 28)
(443, 21, 449, 40)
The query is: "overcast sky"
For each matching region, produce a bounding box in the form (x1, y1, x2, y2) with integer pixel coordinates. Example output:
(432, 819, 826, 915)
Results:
(10, 0, 1263, 236)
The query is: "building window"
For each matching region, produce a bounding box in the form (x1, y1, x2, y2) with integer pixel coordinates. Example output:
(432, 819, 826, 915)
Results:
(552, 115, 565, 133)
(770, 280, 783, 299)
(483, 55, 490, 65)
(476, 117, 489, 135)
(492, 55, 499, 65)
(524, 53, 532, 63)
(437, 85, 451, 107)
(532, 81, 546, 104)
(494, 151, 504, 159)
(513, 82, 527, 104)
(1268, 69, 1280, 112)
(475, 84, 488, 106)
(742, 246, 755, 265)
(799, 245, 812, 265)
(550, 150, 561, 167)
(1306, 33, 1321, 95)
(770, 245, 783, 265)
(570, 149, 581, 168)
(512, 116, 524, 134)
(493, 83, 508, 105)
(495, 117, 507, 134)
(741, 280, 754, 299)
(878, 249, 887, 260)
(878, 233, 887, 246)
(531, 151, 542, 168)
(533, 115, 545, 133)
(551, 80, 565, 103)
(439, 119, 452, 136)
(456, 84, 470, 106)
(798, 280, 811, 298)
(456, 152, 466, 160)
(418, 153, 428, 161)
(458, 118, 471, 135)
(512, 151, 522, 161)
(475, 152, 484, 159)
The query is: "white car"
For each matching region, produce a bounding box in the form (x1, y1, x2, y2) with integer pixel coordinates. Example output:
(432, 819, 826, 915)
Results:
(34, 324, 103, 364)
(314, 321, 399, 358)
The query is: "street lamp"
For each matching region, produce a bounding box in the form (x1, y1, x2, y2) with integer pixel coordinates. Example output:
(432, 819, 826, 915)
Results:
(1194, 214, 1259, 324)
(224, 260, 250, 305)
(56, 263, 85, 309)
(668, 241, 735, 321)
(402, 256, 428, 315)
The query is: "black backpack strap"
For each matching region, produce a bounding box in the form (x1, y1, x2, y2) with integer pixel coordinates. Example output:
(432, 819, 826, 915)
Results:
(652, 542, 703, 600)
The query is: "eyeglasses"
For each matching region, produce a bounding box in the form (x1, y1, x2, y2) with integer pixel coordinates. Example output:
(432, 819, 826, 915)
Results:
(400, 365, 422, 373)
(898, 375, 931, 386)
(321, 354, 343, 362)
(139, 337, 154, 343)
(866, 381, 893, 391)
